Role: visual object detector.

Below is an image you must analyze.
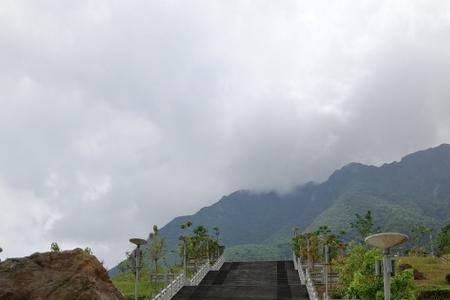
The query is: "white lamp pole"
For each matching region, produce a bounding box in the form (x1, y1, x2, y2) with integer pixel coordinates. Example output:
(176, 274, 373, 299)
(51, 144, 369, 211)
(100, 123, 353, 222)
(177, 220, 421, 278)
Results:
(130, 238, 147, 300)
(365, 232, 408, 300)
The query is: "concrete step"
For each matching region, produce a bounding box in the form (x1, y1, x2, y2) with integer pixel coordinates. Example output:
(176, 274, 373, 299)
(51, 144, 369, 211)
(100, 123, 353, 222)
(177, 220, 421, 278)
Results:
(173, 261, 309, 300)
(172, 285, 309, 300)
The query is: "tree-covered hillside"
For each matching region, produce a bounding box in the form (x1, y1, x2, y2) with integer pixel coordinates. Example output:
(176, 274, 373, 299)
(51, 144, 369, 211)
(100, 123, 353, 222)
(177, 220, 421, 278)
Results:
(111, 144, 450, 274)
(309, 144, 450, 237)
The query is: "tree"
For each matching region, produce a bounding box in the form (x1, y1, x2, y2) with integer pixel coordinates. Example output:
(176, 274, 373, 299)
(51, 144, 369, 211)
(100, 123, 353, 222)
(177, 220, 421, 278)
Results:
(50, 242, 60, 252)
(84, 247, 93, 255)
(179, 221, 192, 275)
(350, 210, 380, 241)
(412, 224, 431, 244)
(213, 227, 220, 242)
(118, 250, 145, 275)
(148, 225, 165, 272)
(335, 243, 415, 300)
(191, 226, 209, 266)
(315, 225, 332, 236)
(437, 224, 450, 255)
(180, 221, 192, 230)
(410, 224, 432, 256)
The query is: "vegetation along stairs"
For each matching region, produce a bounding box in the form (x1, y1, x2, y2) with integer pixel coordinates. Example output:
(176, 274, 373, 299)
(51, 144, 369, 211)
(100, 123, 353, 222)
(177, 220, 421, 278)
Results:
(172, 260, 309, 300)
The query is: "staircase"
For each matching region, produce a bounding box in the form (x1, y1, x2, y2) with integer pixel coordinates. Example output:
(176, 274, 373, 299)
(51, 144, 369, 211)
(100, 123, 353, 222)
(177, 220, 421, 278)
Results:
(172, 261, 309, 300)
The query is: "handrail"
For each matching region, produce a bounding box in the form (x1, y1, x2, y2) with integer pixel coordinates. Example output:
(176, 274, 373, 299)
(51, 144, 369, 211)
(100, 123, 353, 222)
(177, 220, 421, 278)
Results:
(293, 252, 318, 300)
(293, 252, 298, 270)
(188, 262, 210, 286)
(152, 273, 185, 300)
(151, 254, 226, 300)
(297, 258, 306, 285)
(211, 254, 225, 271)
(305, 268, 319, 300)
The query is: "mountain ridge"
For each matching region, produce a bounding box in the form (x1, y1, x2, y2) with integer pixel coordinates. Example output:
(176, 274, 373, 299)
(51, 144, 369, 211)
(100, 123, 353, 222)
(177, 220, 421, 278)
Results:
(110, 143, 450, 274)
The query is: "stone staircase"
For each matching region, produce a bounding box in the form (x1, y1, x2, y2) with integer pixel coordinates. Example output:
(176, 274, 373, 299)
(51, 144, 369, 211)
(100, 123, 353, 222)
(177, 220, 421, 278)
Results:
(172, 261, 309, 300)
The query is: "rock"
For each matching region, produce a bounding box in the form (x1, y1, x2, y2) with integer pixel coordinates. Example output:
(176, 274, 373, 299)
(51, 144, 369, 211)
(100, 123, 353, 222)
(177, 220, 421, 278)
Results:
(398, 263, 412, 271)
(413, 269, 426, 280)
(0, 248, 125, 300)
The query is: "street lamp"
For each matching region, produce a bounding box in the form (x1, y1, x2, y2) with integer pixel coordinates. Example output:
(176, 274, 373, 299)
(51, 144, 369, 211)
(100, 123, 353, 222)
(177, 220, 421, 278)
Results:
(365, 232, 408, 300)
(130, 238, 147, 300)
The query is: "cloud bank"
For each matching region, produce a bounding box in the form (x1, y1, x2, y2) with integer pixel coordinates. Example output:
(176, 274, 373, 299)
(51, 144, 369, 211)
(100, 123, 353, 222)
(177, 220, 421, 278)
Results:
(1, 0, 450, 266)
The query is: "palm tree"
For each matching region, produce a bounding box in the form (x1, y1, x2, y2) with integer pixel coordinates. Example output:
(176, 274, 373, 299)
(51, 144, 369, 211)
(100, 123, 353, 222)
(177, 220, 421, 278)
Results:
(213, 227, 220, 242)
(148, 225, 165, 273)
(180, 221, 192, 275)
(190, 226, 209, 268)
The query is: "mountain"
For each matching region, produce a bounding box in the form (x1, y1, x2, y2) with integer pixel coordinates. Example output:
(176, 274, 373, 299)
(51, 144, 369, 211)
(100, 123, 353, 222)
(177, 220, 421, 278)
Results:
(111, 144, 450, 274)
(308, 144, 450, 235)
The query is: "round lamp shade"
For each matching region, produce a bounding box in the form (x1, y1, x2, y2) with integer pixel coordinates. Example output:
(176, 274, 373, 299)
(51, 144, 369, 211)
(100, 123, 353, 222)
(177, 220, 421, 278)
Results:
(365, 232, 408, 250)
(129, 238, 147, 246)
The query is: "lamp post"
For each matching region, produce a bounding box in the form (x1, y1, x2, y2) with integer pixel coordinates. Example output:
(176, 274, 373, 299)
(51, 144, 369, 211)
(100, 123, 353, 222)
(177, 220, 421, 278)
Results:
(130, 238, 147, 300)
(365, 232, 408, 300)
(324, 244, 329, 300)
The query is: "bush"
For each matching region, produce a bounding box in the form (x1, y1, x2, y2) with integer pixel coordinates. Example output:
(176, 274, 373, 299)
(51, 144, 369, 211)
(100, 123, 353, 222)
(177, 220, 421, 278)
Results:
(445, 273, 450, 284)
(391, 269, 415, 300)
(335, 243, 415, 300)
(408, 246, 427, 257)
(417, 289, 450, 300)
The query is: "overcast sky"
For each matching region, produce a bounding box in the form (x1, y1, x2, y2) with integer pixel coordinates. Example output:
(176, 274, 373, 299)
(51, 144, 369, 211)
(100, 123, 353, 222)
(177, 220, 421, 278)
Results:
(1, 1, 450, 267)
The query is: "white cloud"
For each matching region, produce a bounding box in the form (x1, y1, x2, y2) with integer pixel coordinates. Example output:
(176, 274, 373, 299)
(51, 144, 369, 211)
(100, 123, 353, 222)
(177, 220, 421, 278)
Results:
(1, 0, 450, 266)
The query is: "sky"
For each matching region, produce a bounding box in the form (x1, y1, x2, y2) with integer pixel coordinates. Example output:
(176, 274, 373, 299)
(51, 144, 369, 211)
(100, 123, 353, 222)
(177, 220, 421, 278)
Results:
(1, 0, 450, 268)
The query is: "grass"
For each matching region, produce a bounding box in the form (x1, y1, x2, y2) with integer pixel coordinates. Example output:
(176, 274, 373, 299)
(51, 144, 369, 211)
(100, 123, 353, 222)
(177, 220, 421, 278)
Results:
(112, 266, 184, 300)
(397, 256, 450, 292)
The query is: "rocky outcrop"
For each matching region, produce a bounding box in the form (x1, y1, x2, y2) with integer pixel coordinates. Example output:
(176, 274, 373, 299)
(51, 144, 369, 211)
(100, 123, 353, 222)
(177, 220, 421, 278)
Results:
(0, 248, 125, 300)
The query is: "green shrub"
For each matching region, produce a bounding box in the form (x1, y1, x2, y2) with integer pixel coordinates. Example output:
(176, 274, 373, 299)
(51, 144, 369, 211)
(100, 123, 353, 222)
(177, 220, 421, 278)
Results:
(335, 243, 415, 300)
(417, 289, 450, 300)
(446, 273, 450, 284)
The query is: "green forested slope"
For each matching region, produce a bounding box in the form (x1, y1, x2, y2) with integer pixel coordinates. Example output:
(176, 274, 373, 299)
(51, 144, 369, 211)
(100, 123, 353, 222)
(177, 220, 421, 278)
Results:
(111, 144, 450, 274)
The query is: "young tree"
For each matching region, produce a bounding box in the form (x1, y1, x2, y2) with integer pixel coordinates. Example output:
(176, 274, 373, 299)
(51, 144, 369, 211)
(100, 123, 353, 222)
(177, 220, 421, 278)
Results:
(118, 250, 145, 275)
(179, 221, 192, 275)
(410, 224, 432, 256)
(148, 225, 165, 273)
(191, 226, 209, 265)
(412, 224, 431, 244)
(213, 227, 220, 242)
(335, 243, 415, 300)
(315, 225, 332, 236)
(50, 242, 60, 252)
(350, 210, 380, 241)
(437, 224, 450, 255)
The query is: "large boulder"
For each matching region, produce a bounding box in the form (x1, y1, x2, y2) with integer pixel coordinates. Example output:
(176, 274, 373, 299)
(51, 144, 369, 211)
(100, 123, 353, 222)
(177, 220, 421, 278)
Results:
(0, 248, 125, 300)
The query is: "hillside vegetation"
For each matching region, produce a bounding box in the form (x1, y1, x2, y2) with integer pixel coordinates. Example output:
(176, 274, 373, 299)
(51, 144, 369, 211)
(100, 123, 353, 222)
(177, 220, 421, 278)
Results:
(111, 144, 450, 272)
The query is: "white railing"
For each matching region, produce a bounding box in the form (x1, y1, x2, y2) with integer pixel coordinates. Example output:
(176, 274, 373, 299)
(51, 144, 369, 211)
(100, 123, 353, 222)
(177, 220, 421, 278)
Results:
(152, 254, 225, 300)
(297, 260, 306, 285)
(211, 254, 225, 271)
(293, 252, 298, 270)
(188, 262, 210, 286)
(293, 252, 318, 300)
(152, 273, 186, 300)
(305, 268, 319, 300)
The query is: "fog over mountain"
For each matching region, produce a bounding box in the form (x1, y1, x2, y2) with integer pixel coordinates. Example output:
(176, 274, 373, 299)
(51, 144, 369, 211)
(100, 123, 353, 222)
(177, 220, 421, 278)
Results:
(1, 1, 450, 267)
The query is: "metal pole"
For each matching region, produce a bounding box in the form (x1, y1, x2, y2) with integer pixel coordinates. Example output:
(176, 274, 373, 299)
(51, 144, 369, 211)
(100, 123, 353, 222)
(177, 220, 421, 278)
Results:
(307, 238, 312, 271)
(206, 240, 210, 264)
(135, 246, 139, 300)
(183, 240, 187, 276)
(325, 244, 329, 300)
(430, 233, 434, 257)
(383, 249, 391, 300)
